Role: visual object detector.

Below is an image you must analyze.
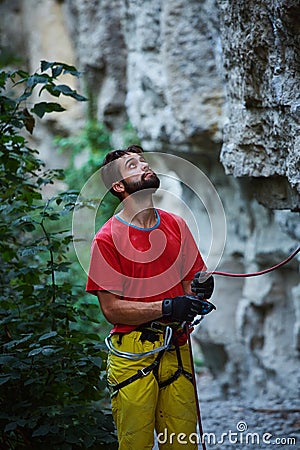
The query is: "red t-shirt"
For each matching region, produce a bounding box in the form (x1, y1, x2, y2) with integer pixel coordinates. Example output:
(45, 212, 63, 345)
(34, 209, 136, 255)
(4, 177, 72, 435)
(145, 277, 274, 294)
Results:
(86, 209, 205, 333)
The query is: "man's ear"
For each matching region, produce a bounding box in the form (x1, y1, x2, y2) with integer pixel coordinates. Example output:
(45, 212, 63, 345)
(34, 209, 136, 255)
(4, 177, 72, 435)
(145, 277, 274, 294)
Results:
(112, 181, 125, 195)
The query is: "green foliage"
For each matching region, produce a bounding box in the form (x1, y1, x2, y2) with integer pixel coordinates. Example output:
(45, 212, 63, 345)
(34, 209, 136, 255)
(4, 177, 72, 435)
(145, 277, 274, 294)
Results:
(54, 120, 111, 191)
(53, 120, 120, 304)
(0, 61, 117, 448)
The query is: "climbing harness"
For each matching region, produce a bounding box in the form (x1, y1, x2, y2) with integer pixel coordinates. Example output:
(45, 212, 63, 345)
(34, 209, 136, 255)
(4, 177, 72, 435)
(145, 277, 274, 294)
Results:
(105, 324, 173, 361)
(106, 322, 194, 399)
(158, 342, 193, 389)
(107, 348, 165, 398)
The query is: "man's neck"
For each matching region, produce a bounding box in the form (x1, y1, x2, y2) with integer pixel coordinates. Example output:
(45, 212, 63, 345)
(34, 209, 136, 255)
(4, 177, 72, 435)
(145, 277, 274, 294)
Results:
(118, 195, 157, 228)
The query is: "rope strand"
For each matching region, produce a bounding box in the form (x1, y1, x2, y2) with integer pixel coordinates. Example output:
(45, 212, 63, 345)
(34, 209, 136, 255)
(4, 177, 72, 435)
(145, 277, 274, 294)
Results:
(211, 245, 300, 278)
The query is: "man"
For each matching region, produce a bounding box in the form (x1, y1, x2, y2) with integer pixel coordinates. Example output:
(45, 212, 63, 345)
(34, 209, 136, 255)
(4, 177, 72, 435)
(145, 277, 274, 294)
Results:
(86, 145, 214, 449)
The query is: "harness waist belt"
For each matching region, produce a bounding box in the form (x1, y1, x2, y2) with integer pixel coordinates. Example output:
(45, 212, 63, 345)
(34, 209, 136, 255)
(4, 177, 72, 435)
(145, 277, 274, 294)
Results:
(137, 321, 183, 333)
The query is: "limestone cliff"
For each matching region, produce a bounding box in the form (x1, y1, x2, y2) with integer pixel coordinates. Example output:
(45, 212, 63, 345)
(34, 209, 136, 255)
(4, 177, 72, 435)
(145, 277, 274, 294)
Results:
(218, 0, 300, 211)
(1, 0, 299, 399)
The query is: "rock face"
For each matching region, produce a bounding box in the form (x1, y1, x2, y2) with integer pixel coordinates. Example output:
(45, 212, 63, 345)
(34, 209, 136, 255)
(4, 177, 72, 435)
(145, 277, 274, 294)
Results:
(218, 0, 300, 211)
(67, 0, 127, 131)
(1, 0, 299, 399)
(122, 0, 225, 150)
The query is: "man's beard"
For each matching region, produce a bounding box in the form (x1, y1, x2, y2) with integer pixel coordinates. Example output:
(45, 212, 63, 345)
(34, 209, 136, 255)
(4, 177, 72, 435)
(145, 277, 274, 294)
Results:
(122, 172, 160, 195)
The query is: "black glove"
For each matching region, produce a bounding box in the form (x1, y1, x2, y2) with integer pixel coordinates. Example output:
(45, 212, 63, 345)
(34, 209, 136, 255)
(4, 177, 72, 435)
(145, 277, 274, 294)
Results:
(162, 295, 216, 322)
(191, 272, 214, 299)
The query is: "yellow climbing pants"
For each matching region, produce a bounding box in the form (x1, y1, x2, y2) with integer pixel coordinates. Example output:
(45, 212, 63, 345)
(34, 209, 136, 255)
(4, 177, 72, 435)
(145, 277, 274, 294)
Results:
(107, 330, 198, 450)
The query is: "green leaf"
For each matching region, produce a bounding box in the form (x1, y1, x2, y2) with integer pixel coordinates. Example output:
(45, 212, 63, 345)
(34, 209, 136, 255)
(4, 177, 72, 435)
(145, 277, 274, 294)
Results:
(88, 356, 103, 368)
(0, 355, 16, 364)
(41, 60, 54, 71)
(32, 424, 51, 437)
(19, 246, 47, 257)
(39, 331, 58, 341)
(41, 346, 61, 356)
(3, 334, 33, 349)
(63, 66, 81, 77)
(38, 83, 59, 97)
(28, 347, 42, 357)
(83, 434, 95, 448)
(70, 379, 85, 394)
(24, 222, 36, 231)
(4, 422, 18, 432)
(52, 84, 87, 101)
(52, 65, 64, 78)
(0, 375, 12, 386)
(26, 73, 52, 87)
(31, 102, 66, 118)
(40, 60, 80, 78)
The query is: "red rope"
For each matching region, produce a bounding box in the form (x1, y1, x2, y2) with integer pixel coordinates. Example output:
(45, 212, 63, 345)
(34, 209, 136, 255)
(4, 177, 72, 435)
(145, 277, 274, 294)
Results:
(185, 324, 207, 450)
(211, 245, 300, 278)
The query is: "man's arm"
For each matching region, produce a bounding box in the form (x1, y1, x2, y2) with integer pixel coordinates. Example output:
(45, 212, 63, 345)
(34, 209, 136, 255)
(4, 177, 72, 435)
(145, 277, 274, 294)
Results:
(97, 290, 213, 325)
(96, 291, 163, 325)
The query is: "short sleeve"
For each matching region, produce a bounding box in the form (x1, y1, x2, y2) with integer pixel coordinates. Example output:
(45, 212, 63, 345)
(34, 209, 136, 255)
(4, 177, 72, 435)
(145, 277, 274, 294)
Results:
(86, 234, 123, 295)
(181, 220, 206, 280)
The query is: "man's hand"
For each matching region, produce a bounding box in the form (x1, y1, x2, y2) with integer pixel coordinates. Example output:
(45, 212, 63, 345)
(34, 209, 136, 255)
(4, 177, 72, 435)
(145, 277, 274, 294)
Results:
(191, 272, 214, 299)
(162, 295, 215, 322)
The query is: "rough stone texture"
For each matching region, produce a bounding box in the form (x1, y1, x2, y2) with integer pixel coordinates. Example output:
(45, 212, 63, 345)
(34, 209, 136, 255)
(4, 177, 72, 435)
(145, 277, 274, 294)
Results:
(67, 0, 127, 131)
(1, 0, 299, 401)
(218, 0, 300, 209)
(121, 0, 225, 150)
(187, 173, 300, 400)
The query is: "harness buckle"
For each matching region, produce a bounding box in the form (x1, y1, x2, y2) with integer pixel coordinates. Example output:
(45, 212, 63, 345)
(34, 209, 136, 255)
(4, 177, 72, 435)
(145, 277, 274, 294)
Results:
(140, 367, 151, 376)
(150, 321, 165, 332)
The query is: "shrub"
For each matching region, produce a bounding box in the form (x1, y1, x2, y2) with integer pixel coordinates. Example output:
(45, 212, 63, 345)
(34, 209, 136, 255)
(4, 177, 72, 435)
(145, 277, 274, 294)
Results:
(0, 61, 117, 449)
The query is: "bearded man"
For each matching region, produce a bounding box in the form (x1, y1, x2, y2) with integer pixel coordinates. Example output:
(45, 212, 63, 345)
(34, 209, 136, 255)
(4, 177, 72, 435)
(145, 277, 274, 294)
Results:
(86, 145, 214, 449)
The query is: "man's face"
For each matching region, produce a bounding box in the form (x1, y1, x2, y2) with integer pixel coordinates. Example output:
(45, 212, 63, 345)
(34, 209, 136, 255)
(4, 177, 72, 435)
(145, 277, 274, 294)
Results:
(118, 152, 160, 195)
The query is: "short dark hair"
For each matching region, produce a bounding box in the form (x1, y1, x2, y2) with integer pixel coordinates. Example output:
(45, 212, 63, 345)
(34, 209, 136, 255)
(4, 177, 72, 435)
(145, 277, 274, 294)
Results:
(101, 144, 144, 199)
